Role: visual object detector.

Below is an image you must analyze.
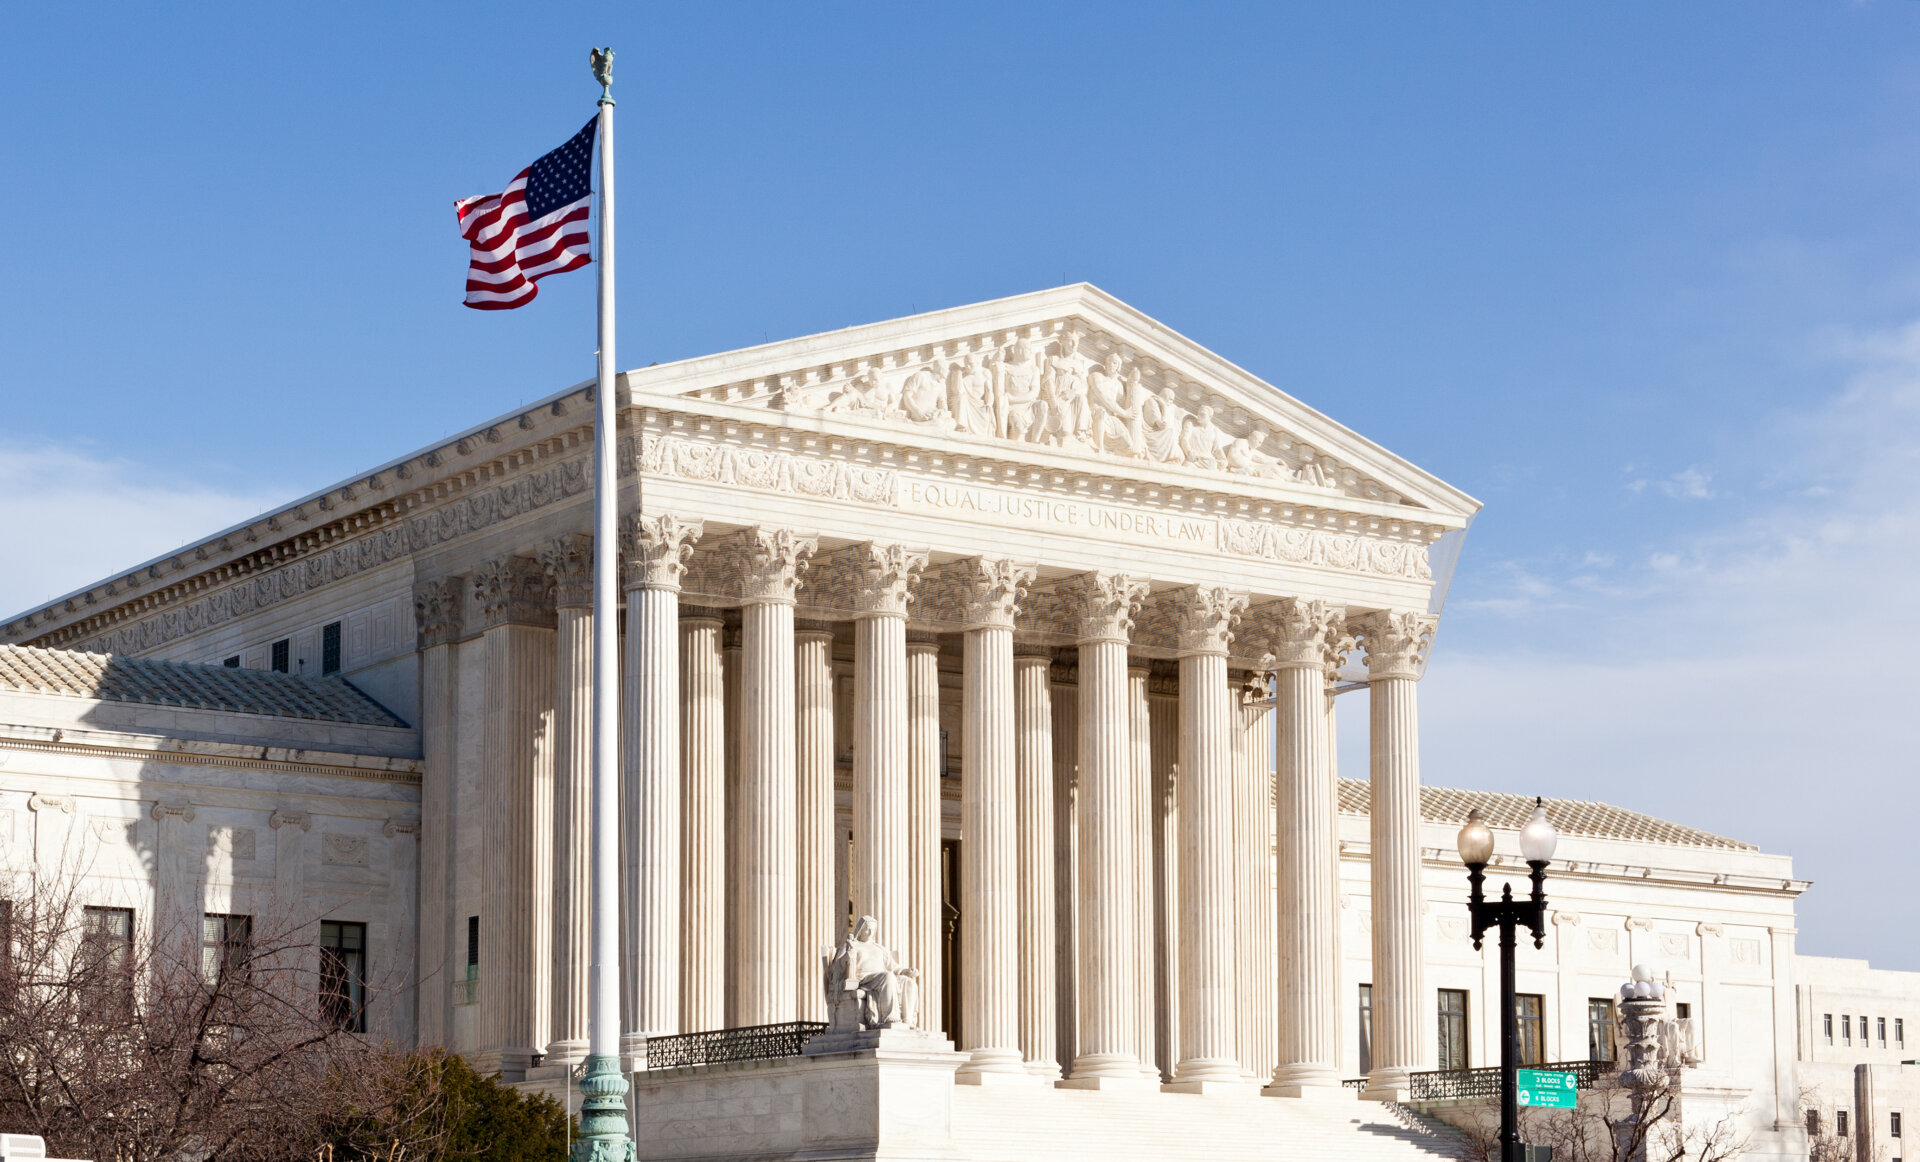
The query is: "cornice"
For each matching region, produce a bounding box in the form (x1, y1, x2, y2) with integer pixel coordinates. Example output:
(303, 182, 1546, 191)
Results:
(0, 729, 423, 785)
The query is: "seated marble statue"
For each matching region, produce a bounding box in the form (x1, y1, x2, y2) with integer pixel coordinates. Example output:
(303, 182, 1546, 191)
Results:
(823, 915, 920, 1031)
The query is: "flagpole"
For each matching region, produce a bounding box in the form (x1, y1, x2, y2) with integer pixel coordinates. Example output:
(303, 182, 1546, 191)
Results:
(577, 44, 635, 1162)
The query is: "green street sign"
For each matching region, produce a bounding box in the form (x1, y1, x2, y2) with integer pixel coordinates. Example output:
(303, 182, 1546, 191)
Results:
(1516, 1069, 1579, 1109)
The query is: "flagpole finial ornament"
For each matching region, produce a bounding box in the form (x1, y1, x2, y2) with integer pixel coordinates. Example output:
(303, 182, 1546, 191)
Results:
(590, 47, 614, 105)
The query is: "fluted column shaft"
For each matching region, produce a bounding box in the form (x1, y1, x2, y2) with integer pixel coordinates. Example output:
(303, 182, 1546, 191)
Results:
(1356, 611, 1437, 1099)
(1243, 684, 1278, 1079)
(410, 579, 461, 1049)
(541, 536, 594, 1064)
(795, 625, 837, 1021)
(1127, 665, 1158, 1079)
(907, 637, 945, 1035)
(1014, 653, 1058, 1076)
(1050, 668, 1080, 1071)
(853, 612, 910, 938)
(1067, 572, 1150, 1084)
(679, 616, 726, 1032)
(1267, 599, 1345, 1094)
(1171, 586, 1247, 1088)
(1148, 681, 1180, 1081)
(722, 624, 742, 1027)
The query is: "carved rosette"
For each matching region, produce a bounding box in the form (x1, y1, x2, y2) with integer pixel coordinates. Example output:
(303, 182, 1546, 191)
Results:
(619, 512, 705, 593)
(472, 555, 554, 629)
(1063, 571, 1150, 643)
(1253, 597, 1346, 674)
(956, 557, 1037, 629)
(1173, 585, 1249, 657)
(412, 577, 464, 649)
(539, 532, 596, 609)
(1353, 610, 1438, 683)
(730, 526, 818, 605)
(852, 542, 931, 618)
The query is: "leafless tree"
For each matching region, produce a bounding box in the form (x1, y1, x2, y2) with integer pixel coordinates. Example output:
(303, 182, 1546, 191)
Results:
(1455, 1074, 1747, 1162)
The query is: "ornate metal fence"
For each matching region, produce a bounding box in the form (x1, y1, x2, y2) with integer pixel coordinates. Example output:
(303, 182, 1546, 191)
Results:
(642, 1021, 828, 1070)
(1404, 1058, 1605, 1102)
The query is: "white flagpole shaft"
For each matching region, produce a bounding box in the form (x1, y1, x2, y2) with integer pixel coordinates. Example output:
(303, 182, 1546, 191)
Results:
(588, 94, 621, 1061)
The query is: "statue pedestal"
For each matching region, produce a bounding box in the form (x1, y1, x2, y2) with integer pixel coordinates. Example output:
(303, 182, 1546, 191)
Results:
(628, 1027, 966, 1162)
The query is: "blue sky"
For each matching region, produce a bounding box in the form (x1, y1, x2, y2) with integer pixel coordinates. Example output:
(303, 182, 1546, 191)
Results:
(5, 4, 1920, 966)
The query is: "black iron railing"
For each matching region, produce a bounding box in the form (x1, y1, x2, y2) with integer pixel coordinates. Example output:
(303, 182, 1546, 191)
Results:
(1404, 1058, 1606, 1102)
(642, 1021, 827, 1070)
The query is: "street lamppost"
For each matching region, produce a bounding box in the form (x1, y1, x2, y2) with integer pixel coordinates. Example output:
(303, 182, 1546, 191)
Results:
(1456, 799, 1561, 1162)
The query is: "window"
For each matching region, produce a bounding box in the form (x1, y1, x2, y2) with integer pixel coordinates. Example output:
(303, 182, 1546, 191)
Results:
(321, 621, 342, 675)
(1894, 1112, 1904, 1138)
(1438, 989, 1471, 1071)
(458, 915, 479, 1005)
(271, 639, 290, 673)
(320, 920, 367, 1032)
(1590, 998, 1618, 1063)
(1676, 1002, 1692, 1020)
(81, 906, 134, 1013)
(223, 655, 241, 668)
(1517, 993, 1546, 1066)
(200, 913, 252, 986)
(1900, 1018, 1907, 1050)
(0, 898, 12, 996)
(1845, 1015, 1853, 1045)
(1358, 984, 1374, 1076)
(1882, 1017, 1890, 1047)
(1807, 1109, 1822, 1138)
(1839, 1111, 1850, 1136)
(1826, 1013, 1835, 1045)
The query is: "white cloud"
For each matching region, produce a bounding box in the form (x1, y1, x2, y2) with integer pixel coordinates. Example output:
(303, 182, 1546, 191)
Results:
(1658, 465, 1714, 500)
(0, 443, 283, 623)
(1342, 324, 1920, 969)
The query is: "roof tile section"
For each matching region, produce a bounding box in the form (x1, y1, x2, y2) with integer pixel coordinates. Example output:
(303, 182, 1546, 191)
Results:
(1336, 780, 1753, 852)
(0, 645, 407, 729)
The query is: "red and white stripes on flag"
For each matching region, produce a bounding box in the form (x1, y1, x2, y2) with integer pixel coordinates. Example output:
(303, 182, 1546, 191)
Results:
(455, 118, 597, 310)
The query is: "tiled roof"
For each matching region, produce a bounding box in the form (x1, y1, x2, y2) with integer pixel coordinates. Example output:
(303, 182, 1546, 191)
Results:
(1336, 780, 1754, 852)
(0, 645, 408, 728)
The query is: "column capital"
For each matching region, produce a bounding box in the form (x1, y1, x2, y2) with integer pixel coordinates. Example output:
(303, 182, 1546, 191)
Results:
(795, 619, 837, 643)
(1063, 572, 1150, 643)
(1353, 610, 1439, 682)
(1173, 585, 1249, 657)
(1252, 597, 1346, 674)
(726, 527, 818, 605)
(620, 512, 705, 592)
(851, 542, 931, 617)
(412, 576, 465, 649)
(957, 557, 1037, 629)
(539, 532, 596, 608)
(472, 554, 555, 629)
(268, 809, 312, 832)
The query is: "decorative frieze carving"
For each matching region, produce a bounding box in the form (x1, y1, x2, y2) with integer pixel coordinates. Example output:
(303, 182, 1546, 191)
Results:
(1172, 585, 1248, 657)
(619, 512, 705, 592)
(1251, 598, 1346, 674)
(1353, 610, 1439, 683)
(413, 577, 464, 649)
(1218, 519, 1431, 580)
(642, 435, 898, 506)
(1061, 572, 1150, 643)
(540, 533, 596, 608)
(473, 555, 554, 629)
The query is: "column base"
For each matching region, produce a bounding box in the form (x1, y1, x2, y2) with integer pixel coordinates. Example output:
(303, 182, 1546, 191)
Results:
(956, 1046, 1028, 1079)
(468, 1047, 536, 1082)
(543, 1038, 589, 1067)
(1262, 1080, 1357, 1101)
(1162, 1078, 1261, 1096)
(1360, 1066, 1412, 1103)
(957, 1068, 1049, 1086)
(1024, 1059, 1064, 1081)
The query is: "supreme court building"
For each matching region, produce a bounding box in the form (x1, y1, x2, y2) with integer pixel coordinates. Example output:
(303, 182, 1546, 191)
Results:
(0, 286, 1822, 1160)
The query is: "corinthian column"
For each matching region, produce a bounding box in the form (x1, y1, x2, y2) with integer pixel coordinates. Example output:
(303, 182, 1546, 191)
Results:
(851, 544, 929, 945)
(732, 527, 817, 1025)
(1169, 586, 1250, 1092)
(957, 557, 1037, 1079)
(907, 633, 945, 1035)
(795, 620, 837, 1021)
(679, 611, 726, 1032)
(1261, 598, 1346, 1098)
(1014, 649, 1058, 1077)
(1239, 675, 1278, 1081)
(1064, 571, 1153, 1088)
(1128, 663, 1158, 1080)
(538, 534, 594, 1065)
(410, 577, 462, 1048)
(471, 555, 556, 1080)
(620, 514, 702, 1047)
(1354, 610, 1437, 1101)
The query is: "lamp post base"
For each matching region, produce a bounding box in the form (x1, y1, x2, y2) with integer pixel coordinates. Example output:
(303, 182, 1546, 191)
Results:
(570, 1054, 635, 1162)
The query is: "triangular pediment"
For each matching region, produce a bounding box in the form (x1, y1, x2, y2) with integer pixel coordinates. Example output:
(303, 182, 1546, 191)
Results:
(624, 284, 1479, 522)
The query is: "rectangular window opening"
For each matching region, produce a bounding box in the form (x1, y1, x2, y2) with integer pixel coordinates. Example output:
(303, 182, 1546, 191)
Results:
(1807, 1109, 1822, 1138)
(1893, 1111, 1903, 1139)
(1438, 988, 1470, 1072)
(1839, 1111, 1851, 1137)
(1517, 993, 1546, 1067)
(1826, 1013, 1835, 1045)
(200, 913, 252, 986)
(321, 621, 342, 675)
(458, 915, 479, 1006)
(81, 906, 135, 1015)
(1882, 1017, 1890, 1047)
(1845, 1015, 1854, 1046)
(320, 920, 367, 1032)
(1899, 1018, 1906, 1050)
(1589, 998, 1618, 1064)
(270, 639, 290, 673)
(223, 655, 241, 668)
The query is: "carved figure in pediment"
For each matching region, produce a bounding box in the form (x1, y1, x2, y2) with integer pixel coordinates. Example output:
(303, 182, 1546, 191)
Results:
(1088, 353, 1144, 455)
(1226, 430, 1292, 480)
(996, 338, 1046, 442)
(1180, 404, 1231, 469)
(826, 367, 894, 416)
(1040, 332, 1093, 448)
(898, 360, 950, 426)
(949, 353, 998, 436)
(1296, 448, 1343, 490)
(1140, 386, 1187, 464)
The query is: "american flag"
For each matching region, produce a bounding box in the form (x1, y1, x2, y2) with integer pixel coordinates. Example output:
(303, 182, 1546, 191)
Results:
(455, 118, 597, 310)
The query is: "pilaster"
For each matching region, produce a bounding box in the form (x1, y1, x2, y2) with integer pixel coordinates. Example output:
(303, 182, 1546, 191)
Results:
(538, 536, 594, 1065)
(410, 575, 462, 1048)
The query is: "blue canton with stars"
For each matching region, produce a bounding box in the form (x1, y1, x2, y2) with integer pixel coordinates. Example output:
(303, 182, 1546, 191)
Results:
(526, 117, 597, 220)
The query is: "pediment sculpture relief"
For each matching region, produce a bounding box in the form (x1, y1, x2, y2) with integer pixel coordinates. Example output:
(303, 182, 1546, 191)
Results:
(758, 324, 1401, 503)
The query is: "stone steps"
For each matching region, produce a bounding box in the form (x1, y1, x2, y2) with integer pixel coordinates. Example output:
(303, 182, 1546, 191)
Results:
(951, 1085, 1469, 1162)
